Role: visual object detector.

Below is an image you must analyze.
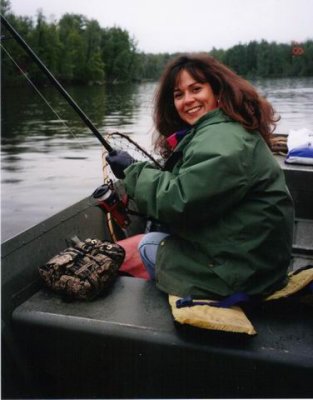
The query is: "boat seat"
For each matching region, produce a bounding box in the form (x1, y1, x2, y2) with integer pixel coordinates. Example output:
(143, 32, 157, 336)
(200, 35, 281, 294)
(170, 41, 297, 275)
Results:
(12, 275, 312, 399)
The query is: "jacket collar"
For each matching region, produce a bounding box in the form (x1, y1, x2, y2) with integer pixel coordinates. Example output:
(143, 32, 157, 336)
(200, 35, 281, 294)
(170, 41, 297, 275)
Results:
(193, 108, 231, 128)
(173, 109, 230, 152)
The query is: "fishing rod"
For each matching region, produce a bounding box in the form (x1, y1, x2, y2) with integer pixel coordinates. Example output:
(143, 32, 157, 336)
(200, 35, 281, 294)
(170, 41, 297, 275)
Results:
(1, 13, 164, 236)
(0, 13, 113, 152)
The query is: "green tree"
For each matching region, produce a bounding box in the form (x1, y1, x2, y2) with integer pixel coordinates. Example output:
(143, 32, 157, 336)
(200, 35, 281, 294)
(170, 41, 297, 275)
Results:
(136, 53, 172, 81)
(224, 44, 247, 75)
(209, 47, 226, 64)
(58, 14, 86, 82)
(83, 19, 105, 82)
(101, 27, 138, 82)
(29, 11, 61, 79)
(1, 11, 35, 86)
(0, 0, 11, 15)
(245, 41, 258, 77)
(301, 40, 313, 76)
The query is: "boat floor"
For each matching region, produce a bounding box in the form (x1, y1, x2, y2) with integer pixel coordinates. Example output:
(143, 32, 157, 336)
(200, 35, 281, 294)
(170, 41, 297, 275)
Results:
(12, 275, 313, 398)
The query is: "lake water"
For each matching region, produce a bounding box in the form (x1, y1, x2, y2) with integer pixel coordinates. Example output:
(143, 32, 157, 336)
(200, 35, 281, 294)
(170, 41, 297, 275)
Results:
(2, 77, 313, 241)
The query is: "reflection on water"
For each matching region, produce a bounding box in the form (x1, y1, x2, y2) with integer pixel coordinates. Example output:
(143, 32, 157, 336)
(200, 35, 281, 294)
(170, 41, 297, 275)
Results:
(2, 77, 313, 241)
(1, 81, 156, 241)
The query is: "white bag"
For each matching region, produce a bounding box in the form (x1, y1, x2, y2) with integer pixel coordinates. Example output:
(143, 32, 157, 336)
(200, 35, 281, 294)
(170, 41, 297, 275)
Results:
(286, 128, 313, 165)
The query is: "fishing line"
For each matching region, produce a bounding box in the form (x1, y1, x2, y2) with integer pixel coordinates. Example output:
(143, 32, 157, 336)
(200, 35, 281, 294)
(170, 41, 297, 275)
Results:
(1, 43, 86, 150)
(1, 14, 115, 151)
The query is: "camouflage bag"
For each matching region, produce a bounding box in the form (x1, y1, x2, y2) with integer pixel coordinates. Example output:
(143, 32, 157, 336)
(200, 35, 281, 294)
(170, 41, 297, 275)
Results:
(38, 238, 125, 300)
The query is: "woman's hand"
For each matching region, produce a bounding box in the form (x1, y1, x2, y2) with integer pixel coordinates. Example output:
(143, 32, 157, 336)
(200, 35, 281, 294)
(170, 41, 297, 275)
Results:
(106, 150, 135, 179)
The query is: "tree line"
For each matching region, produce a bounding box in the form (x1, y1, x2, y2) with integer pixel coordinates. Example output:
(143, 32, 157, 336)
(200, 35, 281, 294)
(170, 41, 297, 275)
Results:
(2, 0, 312, 86)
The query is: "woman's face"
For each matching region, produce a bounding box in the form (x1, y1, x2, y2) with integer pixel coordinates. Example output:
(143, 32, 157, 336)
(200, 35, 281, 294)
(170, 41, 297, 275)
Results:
(173, 69, 218, 125)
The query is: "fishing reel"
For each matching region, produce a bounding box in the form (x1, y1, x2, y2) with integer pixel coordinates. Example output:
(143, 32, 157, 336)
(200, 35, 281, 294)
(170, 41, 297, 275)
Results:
(92, 180, 130, 229)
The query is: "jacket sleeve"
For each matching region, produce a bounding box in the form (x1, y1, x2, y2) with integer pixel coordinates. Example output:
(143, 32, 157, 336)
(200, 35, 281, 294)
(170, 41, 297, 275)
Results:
(123, 130, 251, 225)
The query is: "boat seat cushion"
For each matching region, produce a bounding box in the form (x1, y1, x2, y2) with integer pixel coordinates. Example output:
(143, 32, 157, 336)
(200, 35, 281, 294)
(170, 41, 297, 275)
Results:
(168, 266, 312, 335)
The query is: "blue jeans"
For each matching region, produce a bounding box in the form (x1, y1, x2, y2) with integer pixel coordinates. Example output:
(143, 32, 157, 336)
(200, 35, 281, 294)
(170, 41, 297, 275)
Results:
(138, 232, 170, 280)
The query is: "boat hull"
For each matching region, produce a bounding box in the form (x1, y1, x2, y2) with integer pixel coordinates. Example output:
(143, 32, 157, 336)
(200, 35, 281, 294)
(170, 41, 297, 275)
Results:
(2, 157, 313, 398)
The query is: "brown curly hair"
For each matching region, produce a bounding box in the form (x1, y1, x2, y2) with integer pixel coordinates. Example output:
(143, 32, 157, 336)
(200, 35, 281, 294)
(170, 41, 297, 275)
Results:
(153, 53, 279, 157)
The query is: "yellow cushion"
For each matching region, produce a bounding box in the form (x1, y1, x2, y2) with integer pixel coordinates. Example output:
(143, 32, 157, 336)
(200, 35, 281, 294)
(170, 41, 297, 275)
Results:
(168, 295, 256, 336)
(168, 268, 312, 335)
(265, 267, 313, 301)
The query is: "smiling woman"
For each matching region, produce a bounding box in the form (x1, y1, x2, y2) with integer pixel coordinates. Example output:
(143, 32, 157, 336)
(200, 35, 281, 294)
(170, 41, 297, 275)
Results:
(105, 53, 295, 300)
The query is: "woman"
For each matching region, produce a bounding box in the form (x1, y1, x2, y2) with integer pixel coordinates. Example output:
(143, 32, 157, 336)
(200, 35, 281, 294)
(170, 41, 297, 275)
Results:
(107, 54, 294, 299)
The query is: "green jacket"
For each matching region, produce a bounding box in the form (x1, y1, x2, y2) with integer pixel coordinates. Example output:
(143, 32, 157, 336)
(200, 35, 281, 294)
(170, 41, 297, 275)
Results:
(124, 109, 294, 298)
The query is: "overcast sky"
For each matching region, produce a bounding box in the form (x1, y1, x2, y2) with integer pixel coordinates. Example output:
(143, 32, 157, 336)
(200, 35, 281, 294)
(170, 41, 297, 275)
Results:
(8, 0, 313, 53)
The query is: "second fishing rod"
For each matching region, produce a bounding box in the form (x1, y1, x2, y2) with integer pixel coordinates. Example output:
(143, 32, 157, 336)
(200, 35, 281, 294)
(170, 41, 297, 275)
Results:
(1, 13, 113, 152)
